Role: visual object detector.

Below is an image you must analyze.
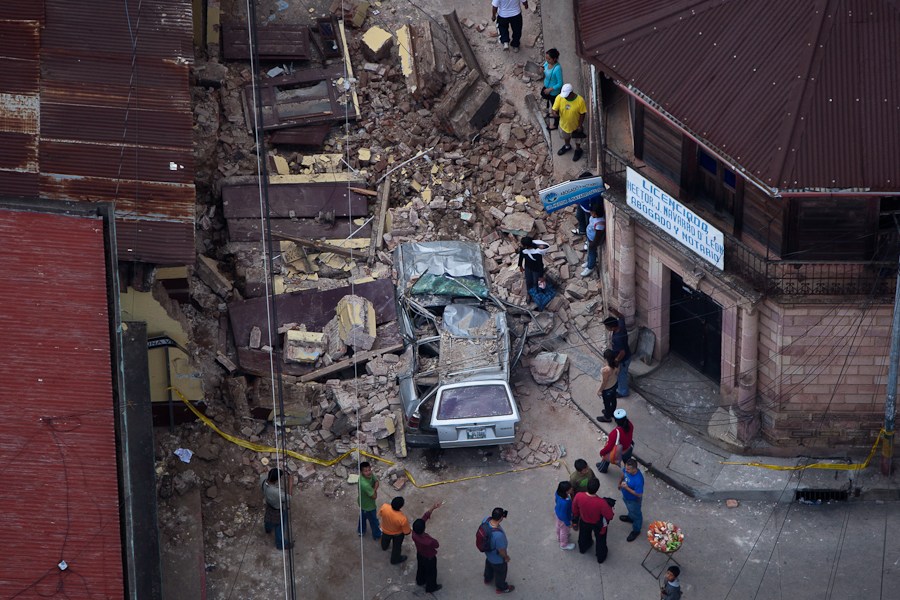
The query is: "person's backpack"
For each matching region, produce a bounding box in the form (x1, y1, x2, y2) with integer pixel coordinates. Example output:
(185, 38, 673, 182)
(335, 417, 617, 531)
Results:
(475, 521, 494, 553)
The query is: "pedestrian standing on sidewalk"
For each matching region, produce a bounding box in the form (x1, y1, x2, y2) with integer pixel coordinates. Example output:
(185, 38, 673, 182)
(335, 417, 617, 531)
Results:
(571, 478, 615, 563)
(551, 84, 587, 161)
(580, 203, 606, 277)
(541, 49, 562, 128)
(412, 501, 444, 593)
(660, 566, 683, 600)
(357, 461, 381, 540)
(618, 458, 644, 542)
(491, 0, 528, 52)
(568, 458, 596, 493)
(518, 236, 550, 294)
(379, 496, 412, 564)
(482, 507, 515, 594)
(553, 481, 577, 550)
(604, 314, 632, 397)
(571, 171, 602, 236)
(597, 408, 635, 473)
(596, 349, 619, 423)
(260, 467, 293, 550)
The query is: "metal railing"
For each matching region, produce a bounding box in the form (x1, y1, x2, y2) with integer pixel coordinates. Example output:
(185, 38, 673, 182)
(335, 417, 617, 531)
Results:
(601, 149, 898, 298)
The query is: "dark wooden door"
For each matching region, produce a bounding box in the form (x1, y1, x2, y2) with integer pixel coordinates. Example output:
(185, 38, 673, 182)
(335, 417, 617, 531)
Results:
(669, 273, 722, 383)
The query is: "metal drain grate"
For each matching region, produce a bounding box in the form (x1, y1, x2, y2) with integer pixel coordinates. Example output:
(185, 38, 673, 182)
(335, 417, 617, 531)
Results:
(795, 489, 849, 503)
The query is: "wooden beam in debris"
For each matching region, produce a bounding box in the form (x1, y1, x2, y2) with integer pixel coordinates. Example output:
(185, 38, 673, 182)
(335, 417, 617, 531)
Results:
(368, 179, 391, 265)
(227, 218, 371, 242)
(299, 343, 404, 382)
(444, 10, 484, 79)
(222, 182, 368, 219)
(222, 24, 312, 60)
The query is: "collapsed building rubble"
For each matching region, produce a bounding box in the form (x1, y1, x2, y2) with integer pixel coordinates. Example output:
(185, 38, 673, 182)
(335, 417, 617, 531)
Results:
(155, 2, 613, 592)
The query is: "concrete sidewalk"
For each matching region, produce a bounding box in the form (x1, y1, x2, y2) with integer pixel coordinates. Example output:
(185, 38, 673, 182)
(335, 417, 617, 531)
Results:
(566, 349, 900, 502)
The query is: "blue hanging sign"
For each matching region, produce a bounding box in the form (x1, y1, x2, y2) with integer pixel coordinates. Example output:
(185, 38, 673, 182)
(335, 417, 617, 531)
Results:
(539, 177, 604, 213)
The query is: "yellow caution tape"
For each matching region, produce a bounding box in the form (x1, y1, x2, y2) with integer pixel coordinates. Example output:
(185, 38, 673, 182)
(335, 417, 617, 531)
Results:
(720, 428, 889, 472)
(169, 387, 565, 487)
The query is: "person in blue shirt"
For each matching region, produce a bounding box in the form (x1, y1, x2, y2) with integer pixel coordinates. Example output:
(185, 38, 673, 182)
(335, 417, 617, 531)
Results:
(580, 203, 606, 277)
(554, 481, 576, 550)
(541, 48, 563, 129)
(483, 507, 514, 593)
(618, 458, 644, 542)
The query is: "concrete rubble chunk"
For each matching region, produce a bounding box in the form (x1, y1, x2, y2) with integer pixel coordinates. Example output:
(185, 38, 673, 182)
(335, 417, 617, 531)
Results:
(249, 326, 262, 349)
(361, 26, 394, 62)
(529, 352, 569, 385)
(335, 294, 377, 351)
(283, 329, 327, 364)
(500, 212, 535, 236)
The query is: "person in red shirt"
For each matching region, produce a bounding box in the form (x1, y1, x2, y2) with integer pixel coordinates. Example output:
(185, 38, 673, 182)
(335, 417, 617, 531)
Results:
(597, 408, 635, 473)
(571, 478, 615, 563)
(412, 501, 444, 593)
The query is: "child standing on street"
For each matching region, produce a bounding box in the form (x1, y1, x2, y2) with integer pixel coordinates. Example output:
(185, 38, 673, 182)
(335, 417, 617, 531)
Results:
(660, 566, 682, 599)
(554, 481, 576, 550)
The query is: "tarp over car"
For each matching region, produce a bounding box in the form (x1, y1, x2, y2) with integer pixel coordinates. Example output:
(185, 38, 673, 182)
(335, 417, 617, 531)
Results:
(394, 241, 490, 300)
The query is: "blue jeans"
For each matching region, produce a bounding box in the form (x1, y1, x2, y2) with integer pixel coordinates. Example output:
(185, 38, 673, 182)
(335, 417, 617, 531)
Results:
(616, 355, 632, 396)
(265, 511, 291, 549)
(623, 498, 643, 533)
(358, 509, 381, 539)
(585, 240, 598, 270)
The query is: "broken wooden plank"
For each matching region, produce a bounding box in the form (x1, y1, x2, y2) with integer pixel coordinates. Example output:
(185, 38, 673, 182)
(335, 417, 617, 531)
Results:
(393, 407, 408, 458)
(195, 254, 236, 299)
(368, 179, 391, 265)
(299, 343, 404, 382)
(227, 218, 371, 242)
(278, 235, 357, 258)
(444, 10, 484, 78)
(349, 186, 378, 197)
(216, 351, 237, 373)
(222, 182, 368, 219)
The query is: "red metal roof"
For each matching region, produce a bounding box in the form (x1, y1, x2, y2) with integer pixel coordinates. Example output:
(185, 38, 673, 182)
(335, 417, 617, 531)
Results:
(0, 207, 124, 598)
(0, 0, 195, 264)
(576, 0, 900, 193)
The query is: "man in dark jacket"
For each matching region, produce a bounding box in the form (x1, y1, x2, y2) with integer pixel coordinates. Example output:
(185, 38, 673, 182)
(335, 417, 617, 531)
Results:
(412, 501, 444, 593)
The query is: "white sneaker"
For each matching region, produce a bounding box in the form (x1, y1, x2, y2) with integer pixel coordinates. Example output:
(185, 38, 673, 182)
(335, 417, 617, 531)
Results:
(580, 268, 593, 277)
(583, 241, 589, 251)
(503, 42, 509, 51)
(561, 543, 576, 551)
(581, 261, 589, 268)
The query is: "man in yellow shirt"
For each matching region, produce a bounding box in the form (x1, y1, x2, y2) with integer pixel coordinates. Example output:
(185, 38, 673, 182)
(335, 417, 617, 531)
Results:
(551, 83, 587, 161)
(379, 496, 412, 564)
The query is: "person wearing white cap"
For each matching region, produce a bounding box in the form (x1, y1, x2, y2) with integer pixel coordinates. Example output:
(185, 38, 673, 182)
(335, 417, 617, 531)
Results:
(550, 83, 587, 161)
(491, 0, 528, 52)
(596, 408, 635, 473)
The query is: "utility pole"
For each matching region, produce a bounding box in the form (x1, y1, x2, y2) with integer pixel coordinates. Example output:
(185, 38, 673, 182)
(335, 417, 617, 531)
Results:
(881, 252, 900, 475)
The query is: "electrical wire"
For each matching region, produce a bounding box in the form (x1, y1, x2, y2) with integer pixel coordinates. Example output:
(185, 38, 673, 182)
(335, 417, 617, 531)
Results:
(243, 0, 295, 598)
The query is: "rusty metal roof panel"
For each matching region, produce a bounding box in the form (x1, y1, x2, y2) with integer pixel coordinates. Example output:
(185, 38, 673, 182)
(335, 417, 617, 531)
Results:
(0, 206, 124, 598)
(576, 0, 900, 192)
(0, 0, 196, 264)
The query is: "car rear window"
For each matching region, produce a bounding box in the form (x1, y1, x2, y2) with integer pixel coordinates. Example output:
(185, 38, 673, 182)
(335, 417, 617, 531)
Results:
(436, 385, 512, 420)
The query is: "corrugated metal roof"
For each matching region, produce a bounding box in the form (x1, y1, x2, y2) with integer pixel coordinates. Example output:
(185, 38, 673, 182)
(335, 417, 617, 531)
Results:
(0, 206, 124, 598)
(577, 0, 900, 193)
(0, 0, 196, 264)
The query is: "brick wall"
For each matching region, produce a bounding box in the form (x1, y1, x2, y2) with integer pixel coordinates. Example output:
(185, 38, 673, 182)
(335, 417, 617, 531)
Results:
(757, 302, 894, 448)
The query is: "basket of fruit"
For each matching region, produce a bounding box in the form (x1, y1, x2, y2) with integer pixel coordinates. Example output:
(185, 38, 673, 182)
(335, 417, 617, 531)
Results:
(646, 521, 684, 553)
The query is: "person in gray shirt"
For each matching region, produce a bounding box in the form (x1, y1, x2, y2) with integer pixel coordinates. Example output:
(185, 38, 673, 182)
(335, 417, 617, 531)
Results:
(260, 467, 293, 550)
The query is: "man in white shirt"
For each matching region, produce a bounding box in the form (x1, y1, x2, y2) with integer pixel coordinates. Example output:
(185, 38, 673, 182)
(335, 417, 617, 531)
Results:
(491, 0, 528, 52)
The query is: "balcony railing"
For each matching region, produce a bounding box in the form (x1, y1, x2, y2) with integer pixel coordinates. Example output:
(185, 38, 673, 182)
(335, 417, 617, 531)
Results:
(601, 149, 898, 299)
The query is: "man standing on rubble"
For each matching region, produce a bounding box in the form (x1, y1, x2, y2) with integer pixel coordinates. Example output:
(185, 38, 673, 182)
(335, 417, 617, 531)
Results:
(492, 0, 528, 53)
(551, 84, 587, 161)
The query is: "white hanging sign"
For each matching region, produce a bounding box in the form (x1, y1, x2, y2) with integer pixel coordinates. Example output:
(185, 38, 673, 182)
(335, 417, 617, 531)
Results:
(626, 167, 725, 269)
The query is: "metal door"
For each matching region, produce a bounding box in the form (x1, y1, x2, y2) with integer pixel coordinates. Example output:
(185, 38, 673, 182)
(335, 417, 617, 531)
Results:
(669, 273, 722, 382)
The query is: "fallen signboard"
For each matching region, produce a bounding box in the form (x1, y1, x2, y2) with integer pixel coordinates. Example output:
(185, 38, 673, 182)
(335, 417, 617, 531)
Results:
(539, 176, 604, 213)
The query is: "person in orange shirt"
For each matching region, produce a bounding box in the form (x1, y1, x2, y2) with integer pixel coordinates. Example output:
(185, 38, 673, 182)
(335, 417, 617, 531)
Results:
(379, 496, 412, 564)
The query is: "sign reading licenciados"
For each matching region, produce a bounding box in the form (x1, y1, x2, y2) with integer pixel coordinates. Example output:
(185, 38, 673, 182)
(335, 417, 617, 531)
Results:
(626, 167, 724, 270)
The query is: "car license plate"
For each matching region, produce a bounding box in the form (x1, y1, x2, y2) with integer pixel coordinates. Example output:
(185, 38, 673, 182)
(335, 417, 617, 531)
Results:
(466, 428, 486, 440)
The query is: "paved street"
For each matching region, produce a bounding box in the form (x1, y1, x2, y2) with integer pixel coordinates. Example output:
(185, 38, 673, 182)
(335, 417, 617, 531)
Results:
(213, 370, 900, 599)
